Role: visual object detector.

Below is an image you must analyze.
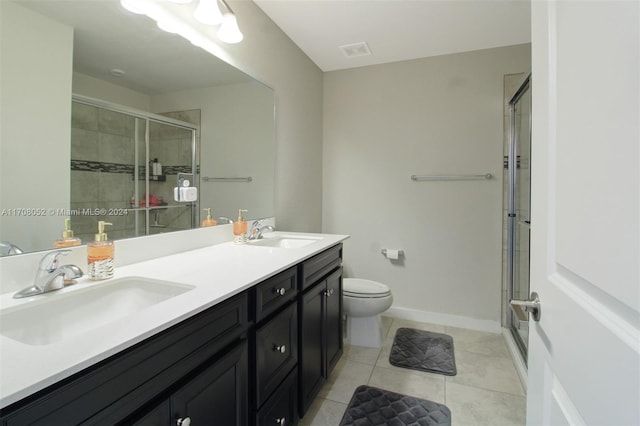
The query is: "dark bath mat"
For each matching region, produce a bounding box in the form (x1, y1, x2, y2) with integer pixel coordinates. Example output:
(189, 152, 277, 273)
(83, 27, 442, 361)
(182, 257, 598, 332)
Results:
(339, 385, 451, 426)
(389, 328, 457, 376)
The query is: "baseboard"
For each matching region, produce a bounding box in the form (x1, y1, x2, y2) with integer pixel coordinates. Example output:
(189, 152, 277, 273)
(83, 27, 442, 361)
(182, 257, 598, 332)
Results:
(502, 327, 528, 393)
(385, 306, 502, 333)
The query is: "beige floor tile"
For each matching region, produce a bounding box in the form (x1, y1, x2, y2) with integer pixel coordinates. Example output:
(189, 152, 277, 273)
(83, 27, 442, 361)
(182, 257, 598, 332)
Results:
(447, 350, 524, 396)
(318, 358, 374, 403)
(446, 382, 526, 426)
(368, 366, 445, 404)
(299, 397, 348, 426)
(445, 326, 511, 358)
(342, 344, 382, 365)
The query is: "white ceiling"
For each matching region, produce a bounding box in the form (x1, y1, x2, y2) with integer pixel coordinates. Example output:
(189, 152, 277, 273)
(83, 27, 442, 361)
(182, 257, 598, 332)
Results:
(254, 0, 531, 72)
(16, 0, 252, 95)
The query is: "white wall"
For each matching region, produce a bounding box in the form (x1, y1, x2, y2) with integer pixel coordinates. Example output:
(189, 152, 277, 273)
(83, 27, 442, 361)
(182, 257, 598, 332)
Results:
(323, 44, 531, 326)
(151, 82, 275, 220)
(0, 2, 73, 252)
(204, 0, 324, 232)
(72, 72, 151, 111)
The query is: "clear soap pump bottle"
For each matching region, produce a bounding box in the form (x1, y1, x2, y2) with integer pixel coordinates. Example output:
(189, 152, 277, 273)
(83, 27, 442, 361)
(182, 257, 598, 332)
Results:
(87, 221, 114, 280)
(233, 209, 248, 244)
(53, 217, 81, 248)
(202, 208, 217, 227)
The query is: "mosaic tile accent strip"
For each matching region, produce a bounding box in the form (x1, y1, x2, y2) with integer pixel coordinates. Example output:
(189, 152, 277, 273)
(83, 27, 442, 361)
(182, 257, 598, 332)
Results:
(71, 160, 199, 176)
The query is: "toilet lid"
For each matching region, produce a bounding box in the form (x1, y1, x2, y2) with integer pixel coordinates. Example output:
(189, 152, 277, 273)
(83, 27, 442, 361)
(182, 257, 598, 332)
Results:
(343, 278, 391, 297)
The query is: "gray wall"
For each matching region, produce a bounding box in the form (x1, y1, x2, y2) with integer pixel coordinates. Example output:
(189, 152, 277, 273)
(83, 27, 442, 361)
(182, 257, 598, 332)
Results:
(213, 1, 324, 232)
(323, 45, 531, 324)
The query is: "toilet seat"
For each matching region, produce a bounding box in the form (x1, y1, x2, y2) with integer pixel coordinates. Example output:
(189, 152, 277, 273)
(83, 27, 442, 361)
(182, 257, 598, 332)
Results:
(343, 278, 391, 298)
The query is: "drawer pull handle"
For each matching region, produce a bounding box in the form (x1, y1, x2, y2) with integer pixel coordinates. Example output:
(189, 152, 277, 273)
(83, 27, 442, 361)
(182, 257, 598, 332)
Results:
(324, 288, 334, 297)
(275, 417, 286, 425)
(274, 287, 286, 296)
(177, 417, 191, 426)
(273, 344, 286, 353)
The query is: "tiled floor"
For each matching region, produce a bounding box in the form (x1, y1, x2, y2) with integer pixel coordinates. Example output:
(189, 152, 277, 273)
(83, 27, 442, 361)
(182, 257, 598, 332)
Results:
(300, 317, 526, 426)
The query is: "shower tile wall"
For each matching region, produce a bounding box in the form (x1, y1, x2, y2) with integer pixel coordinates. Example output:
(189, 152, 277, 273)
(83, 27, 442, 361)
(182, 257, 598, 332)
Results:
(70, 103, 136, 243)
(70, 103, 200, 242)
(501, 73, 528, 327)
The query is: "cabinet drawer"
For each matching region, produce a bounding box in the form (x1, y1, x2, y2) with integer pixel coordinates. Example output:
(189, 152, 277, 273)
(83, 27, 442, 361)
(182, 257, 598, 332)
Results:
(255, 266, 297, 322)
(299, 244, 342, 291)
(256, 369, 298, 426)
(1, 292, 249, 426)
(255, 303, 298, 408)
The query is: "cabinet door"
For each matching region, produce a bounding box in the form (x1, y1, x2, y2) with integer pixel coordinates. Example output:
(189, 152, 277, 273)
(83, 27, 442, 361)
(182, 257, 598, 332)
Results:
(298, 283, 325, 415)
(255, 303, 298, 407)
(324, 268, 343, 376)
(131, 400, 171, 425)
(171, 340, 248, 426)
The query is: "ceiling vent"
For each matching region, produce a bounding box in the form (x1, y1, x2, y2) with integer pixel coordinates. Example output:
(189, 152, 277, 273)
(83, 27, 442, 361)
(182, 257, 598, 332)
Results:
(339, 41, 372, 58)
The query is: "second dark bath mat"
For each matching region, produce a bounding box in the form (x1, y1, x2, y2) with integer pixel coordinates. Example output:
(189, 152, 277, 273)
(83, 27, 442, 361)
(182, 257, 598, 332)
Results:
(389, 328, 457, 376)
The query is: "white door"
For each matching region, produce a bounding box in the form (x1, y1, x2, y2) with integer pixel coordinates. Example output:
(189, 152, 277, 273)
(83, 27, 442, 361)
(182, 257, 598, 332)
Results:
(526, 1, 639, 425)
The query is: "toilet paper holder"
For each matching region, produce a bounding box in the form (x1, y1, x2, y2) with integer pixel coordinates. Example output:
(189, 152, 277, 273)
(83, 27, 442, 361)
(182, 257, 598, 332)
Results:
(381, 249, 404, 259)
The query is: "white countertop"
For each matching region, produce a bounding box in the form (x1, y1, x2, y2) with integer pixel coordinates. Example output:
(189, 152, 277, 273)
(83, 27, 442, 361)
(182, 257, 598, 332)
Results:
(0, 232, 348, 408)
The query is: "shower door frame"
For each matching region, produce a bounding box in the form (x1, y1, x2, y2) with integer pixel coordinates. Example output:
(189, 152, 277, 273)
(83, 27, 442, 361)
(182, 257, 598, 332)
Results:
(71, 94, 199, 236)
(506, 74, 532, 362)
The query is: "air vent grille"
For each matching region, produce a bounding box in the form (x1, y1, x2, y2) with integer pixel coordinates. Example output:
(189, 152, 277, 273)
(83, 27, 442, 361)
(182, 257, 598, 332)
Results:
(339, 41, 372, 58)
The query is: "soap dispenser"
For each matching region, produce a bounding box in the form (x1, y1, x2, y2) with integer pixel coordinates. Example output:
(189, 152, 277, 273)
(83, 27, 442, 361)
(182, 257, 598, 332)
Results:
(233, 209, 248, 244)
(87, 221, 114, 280)
(202, 208, 217, 227)
(53, 218, 82, 248)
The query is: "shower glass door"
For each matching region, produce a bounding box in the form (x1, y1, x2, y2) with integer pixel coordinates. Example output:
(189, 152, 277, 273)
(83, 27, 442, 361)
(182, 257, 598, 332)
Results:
(507, 75, 531, 360)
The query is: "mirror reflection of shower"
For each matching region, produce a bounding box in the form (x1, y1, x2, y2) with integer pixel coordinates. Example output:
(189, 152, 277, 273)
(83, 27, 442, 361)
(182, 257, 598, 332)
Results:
(70, 96, 199, 242)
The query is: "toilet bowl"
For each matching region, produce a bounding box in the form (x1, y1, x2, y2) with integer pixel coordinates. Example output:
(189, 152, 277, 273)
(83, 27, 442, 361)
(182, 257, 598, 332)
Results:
(343, 278, 393, 348)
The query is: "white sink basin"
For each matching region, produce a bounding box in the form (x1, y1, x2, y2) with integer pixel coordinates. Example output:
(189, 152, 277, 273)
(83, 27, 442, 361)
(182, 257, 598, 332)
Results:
(0, 277, 194, 346)
(249, 234, 323, 249)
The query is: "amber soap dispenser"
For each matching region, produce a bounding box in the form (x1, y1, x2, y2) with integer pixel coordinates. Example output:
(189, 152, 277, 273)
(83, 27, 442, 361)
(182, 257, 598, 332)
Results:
(53, 218, 81, 248)
(87, 221, 114, 280)
(233, 209, 248, 244)
(202, 208, 217, 227)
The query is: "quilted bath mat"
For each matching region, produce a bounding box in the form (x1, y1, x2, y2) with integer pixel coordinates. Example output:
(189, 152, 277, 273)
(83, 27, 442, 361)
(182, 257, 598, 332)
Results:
(339, 385, 451, 426)
(389, 328, 457, 376)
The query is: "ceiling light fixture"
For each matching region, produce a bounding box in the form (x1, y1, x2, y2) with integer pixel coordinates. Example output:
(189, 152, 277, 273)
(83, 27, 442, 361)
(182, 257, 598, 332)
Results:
(119, 0, 243, 44)
(120, 0, 144, 15)
(194, 0, 223, 25)
(217, 10, 243, 44)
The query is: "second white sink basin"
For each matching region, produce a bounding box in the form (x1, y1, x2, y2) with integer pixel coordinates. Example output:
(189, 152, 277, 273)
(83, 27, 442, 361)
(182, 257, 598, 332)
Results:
(0, 277, 194, 346)
(249, 234, 323, 249)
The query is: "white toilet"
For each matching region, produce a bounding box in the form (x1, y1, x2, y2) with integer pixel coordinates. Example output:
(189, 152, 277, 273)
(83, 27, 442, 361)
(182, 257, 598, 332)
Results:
(343, 278, 393, 348)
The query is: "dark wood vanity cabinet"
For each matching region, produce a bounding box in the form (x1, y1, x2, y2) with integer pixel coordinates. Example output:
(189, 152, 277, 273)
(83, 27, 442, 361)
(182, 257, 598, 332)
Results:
(0, 291, 249, 426)
(0, 244, 343, 426)
(131, 340, 249, 426)
(298, 246, 343, 417)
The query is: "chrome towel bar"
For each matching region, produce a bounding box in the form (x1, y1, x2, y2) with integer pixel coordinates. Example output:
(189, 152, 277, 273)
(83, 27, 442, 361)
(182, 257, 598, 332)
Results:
(203, 176, 253, 182)
(410, 173, 492, 182)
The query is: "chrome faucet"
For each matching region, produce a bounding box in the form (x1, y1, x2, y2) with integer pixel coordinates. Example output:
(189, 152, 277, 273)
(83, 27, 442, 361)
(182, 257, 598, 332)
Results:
(13, 250, 84, 299)
(248, 220, 275, 240)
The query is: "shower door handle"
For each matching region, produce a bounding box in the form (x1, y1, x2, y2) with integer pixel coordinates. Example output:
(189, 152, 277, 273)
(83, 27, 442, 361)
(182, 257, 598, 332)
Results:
(510, 292, 541, 322)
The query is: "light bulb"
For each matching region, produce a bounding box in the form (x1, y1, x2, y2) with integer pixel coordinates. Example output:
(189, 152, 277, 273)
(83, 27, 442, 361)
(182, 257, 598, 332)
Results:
(194, 0, 223, 25)
(166, 0, 193, 3)
(120, 0, 144, 14)
(217, 12, 243, 44)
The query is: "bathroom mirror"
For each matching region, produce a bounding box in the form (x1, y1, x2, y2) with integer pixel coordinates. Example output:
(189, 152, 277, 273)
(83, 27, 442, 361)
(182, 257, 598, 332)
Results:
(0, 0, 275, 254)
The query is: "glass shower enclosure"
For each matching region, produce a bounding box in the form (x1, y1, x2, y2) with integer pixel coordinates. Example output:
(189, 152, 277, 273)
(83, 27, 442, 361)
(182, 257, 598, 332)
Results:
(506, 74, 532, 361)
(70, 95, 198, 243)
